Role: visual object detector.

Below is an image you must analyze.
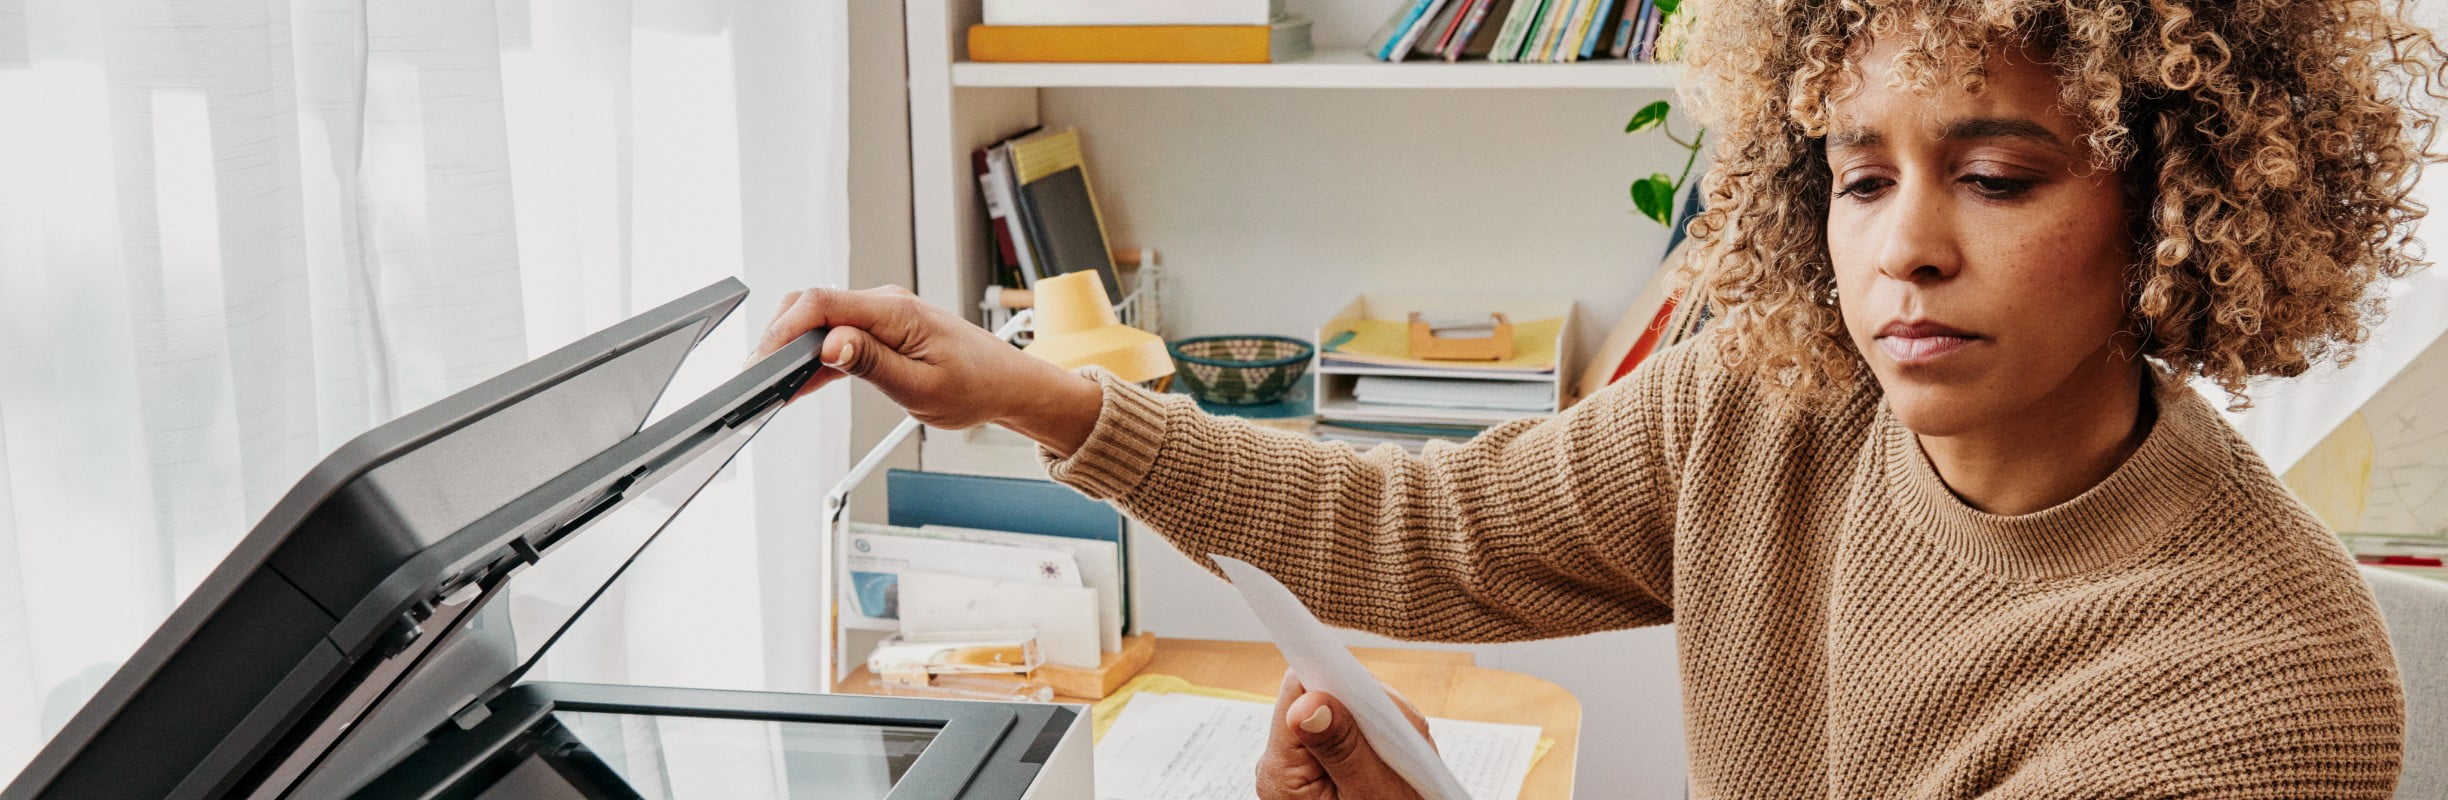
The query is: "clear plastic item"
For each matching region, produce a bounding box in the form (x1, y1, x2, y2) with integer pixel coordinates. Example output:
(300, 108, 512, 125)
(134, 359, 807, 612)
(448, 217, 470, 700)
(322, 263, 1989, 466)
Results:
(875, 674, 1056, 704)
(867, 631, 1043, 681)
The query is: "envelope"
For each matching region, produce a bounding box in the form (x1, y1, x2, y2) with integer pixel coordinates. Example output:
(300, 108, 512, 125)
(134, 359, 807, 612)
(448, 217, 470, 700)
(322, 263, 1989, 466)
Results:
(842, 528, 1081, 628)
(918, 524, 1123, 653)
(896, 571, 1103, 669)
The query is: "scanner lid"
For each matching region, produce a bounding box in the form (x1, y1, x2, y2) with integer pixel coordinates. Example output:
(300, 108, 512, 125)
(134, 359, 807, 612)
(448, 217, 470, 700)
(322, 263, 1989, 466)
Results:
(4, 278, 822, 800)
(266, 322, 822, 799)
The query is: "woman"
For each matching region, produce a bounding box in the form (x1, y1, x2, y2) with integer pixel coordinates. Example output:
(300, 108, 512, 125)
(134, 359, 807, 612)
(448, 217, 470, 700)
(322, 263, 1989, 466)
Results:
(759, 0, 2443, 795)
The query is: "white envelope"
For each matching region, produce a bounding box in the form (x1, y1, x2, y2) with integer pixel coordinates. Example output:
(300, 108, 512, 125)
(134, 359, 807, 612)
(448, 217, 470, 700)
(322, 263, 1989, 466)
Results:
(842, 528, 1082, 629)
(897, 571, 1103, 669)
(918, 524, 1123, 653)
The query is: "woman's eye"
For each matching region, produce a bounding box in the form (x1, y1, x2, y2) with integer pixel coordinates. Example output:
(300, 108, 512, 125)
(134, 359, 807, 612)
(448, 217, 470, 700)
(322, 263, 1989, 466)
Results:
(1832, 177, 1891, 200)
(1962, 174, 2038, 198)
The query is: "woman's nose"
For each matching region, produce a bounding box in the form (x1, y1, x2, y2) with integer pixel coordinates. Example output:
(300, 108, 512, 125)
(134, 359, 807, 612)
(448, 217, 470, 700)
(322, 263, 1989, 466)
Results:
(1872, 181, 1963, 284)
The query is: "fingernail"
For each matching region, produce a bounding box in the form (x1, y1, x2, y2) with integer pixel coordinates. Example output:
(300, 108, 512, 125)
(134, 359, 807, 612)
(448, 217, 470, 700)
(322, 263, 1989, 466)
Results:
(1297, 705, 1331, 733)
(826, 340, 856, 369)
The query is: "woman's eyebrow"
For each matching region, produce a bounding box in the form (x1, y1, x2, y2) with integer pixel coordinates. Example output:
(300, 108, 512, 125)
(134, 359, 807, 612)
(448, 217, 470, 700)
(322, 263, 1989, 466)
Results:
(1826, 117, 2065, 154)
(1941, 117, 2064, 146)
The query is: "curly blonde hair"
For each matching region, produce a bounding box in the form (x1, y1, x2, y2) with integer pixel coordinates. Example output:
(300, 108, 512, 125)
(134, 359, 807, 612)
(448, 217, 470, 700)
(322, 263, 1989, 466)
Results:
(1678, 0, 2447, 407)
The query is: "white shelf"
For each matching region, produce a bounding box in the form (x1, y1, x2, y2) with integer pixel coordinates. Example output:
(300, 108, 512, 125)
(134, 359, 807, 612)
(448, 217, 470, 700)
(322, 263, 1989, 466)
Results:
(952, 50, 1683, 90)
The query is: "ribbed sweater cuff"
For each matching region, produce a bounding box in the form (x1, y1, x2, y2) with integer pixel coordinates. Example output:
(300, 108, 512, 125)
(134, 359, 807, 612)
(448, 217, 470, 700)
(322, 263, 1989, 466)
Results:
(1039, 368, 1183, 500)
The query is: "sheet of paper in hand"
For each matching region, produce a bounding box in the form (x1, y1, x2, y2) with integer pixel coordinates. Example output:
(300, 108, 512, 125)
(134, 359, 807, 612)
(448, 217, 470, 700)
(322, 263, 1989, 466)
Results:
(1211, 555, 1475, 800)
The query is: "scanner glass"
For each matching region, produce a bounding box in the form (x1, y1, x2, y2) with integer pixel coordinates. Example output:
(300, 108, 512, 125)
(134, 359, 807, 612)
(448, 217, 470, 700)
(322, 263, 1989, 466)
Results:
(469, 710, 938, 800)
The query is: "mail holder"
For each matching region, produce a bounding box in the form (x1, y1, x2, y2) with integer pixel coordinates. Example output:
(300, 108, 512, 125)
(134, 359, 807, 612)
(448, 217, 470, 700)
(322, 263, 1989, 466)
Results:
(1409, 311, 1516, 361)
(821, 309, 1153, 702)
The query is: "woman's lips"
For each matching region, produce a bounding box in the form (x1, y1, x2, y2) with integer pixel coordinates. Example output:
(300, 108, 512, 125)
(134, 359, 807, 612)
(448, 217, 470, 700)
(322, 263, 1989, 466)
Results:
(1877, 334, 1977, 365)
(1875, 321, 1982, 366)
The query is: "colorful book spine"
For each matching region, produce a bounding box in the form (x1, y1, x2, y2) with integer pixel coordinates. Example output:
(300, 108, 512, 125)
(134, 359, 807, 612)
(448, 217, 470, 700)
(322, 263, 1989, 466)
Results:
(1441, 0, 1498, 61)
(1418, 0, 1476, 57)
(1385, 0, 1453, 62)
(1531, 0, 1579, 62)
(1577, 0, 1618, 59)
(1609, 0, 1648, 57)
(1632, 1, 1660, 61)
(1366, 0, 1442, 60)
(1492, 0, 1547, 62)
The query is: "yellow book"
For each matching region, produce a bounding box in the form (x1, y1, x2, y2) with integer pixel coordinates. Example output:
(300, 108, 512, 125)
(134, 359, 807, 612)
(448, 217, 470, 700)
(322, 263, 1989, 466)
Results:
(968, 17, 1313, 64)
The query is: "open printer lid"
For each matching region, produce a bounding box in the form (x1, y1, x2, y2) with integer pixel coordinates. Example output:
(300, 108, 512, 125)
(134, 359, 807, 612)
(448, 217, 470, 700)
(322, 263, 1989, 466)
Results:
(3, 278, 824, 800)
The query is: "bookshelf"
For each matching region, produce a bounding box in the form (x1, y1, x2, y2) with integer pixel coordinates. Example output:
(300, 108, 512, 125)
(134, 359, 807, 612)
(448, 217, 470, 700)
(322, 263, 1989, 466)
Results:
(902, 2, 1694, 795)
(952, 50, 1686, 89)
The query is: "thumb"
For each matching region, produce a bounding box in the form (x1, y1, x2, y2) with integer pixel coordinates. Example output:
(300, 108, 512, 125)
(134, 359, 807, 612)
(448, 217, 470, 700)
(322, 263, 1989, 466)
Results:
(1285, 692, 1419, 798)
(821, 326, 927, 396)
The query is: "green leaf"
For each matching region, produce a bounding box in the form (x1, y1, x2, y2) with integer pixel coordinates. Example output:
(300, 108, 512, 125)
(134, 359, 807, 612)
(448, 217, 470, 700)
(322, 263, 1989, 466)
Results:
(1632, 174, 1676, 227)
(1624, 100, 1670, 134)
(1653, 0, 1680, 15)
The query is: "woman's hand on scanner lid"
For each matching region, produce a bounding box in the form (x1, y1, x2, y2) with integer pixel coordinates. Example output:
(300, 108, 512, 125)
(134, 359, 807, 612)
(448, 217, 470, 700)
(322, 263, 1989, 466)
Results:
(751, 285, 1105, 456)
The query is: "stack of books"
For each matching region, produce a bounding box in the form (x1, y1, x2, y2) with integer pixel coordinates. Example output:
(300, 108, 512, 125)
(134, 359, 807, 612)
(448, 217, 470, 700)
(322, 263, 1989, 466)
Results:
(1311, 295, 1580, 452)
(1366, 0, 1689, 62)
(973, 126, 1127, 303)
(970, 0, 1313, 64)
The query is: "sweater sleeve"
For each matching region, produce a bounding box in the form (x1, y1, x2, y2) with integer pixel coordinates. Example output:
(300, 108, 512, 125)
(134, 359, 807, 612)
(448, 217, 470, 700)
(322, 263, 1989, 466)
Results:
(1038, 342, 1705, 643)
(1985, 600, 2406, 798)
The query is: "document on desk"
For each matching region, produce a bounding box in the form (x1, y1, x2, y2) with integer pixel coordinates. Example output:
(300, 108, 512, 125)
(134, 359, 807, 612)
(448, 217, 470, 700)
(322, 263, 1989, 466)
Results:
(1093, 692, 1541, 800)
(1206, 555, 1485, 800)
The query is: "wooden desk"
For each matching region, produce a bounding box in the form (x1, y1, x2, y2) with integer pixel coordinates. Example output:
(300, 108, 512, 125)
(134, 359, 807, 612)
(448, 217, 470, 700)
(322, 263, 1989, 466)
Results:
(840, 637, 1580, 799)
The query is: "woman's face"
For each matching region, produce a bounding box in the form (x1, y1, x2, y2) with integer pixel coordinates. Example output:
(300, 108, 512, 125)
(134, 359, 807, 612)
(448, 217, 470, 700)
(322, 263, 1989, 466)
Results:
(1824, 40, 2139, 437)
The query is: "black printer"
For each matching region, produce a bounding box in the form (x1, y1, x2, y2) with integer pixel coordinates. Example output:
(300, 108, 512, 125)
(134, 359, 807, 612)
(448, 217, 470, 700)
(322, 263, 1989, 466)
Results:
(1, 279, 1091, 799)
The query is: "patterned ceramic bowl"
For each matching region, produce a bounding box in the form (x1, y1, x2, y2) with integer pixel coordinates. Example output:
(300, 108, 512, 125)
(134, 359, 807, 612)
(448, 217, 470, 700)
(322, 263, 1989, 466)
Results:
(1167, 335, 1314, 405)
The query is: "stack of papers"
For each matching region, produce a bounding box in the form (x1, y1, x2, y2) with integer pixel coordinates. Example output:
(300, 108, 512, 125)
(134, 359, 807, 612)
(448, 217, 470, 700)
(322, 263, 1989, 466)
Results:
(842, 522, 1121, 669)
(1352, 375, 1554, 412)
(1092, 555, 1542, 800)
(1094, 692, 1541, 800)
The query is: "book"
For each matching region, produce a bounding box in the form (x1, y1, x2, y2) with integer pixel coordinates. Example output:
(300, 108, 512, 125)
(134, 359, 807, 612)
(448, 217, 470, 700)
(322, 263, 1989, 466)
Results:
(967, 17, 1313, 63)
(1449, 0, 1514, 60)
(1366, 0, 1443, 61)
(1608, 0, 1648, 58)
(1635, 1, 1663, 60)
(973, 144, 1030, 288)
(1004, 127, 1124, 302)
(986, 142, 1047, 287)
(1439, 0, 1495, 60)
(1387, 0, 1456, 62)
(1490, 0, 1547, 62)
(1557, 0, 1600, 62)
(1538, 0, 1586, 61)
(1413, 0, 1474, 59)
(1577, 0, 1619, 59)
(983, 0, 1282, 26)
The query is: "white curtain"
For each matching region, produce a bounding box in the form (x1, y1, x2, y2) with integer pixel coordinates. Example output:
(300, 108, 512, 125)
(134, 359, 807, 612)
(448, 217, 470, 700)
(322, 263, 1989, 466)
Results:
(0, 0, 850, 780)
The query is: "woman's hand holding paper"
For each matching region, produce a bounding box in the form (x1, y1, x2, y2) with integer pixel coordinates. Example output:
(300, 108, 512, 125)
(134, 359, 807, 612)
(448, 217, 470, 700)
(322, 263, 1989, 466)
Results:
(1257, 670, 1436, 800)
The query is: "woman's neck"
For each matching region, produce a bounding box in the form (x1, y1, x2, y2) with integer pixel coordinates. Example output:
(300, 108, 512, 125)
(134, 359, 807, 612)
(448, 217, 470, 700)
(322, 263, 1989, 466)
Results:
(1916, 359, 2154, 516)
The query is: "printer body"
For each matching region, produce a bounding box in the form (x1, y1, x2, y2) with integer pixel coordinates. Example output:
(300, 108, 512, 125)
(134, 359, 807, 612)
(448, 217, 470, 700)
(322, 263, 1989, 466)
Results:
(2, 279, 1091, 799)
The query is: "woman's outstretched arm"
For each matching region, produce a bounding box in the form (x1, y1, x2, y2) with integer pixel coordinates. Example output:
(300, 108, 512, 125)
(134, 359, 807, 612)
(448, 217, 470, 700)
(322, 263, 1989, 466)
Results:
(754, 285, 1690, 642)
(1042, 347, 1701, 643)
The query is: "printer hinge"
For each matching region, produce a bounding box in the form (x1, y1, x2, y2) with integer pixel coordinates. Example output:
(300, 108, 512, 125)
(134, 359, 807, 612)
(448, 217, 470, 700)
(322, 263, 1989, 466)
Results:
(449, 693, 495, 730)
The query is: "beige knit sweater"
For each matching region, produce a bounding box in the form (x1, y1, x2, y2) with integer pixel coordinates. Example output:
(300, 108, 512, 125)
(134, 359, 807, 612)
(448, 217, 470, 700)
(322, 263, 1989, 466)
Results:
(1042, 338, 2406, 798)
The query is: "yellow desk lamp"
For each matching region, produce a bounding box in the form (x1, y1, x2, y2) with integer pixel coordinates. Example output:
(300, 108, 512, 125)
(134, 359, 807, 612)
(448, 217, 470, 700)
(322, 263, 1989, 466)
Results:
(1020, 271, 1174, 386)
